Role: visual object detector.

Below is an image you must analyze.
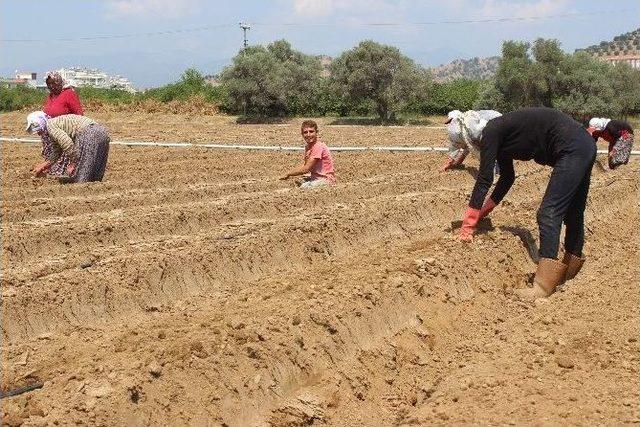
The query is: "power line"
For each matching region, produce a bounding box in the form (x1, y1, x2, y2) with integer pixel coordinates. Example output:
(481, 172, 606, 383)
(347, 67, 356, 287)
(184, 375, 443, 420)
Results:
(3, 24, 235, 43)
(2, 9, 636, 43)
(252, 9, 636, 27)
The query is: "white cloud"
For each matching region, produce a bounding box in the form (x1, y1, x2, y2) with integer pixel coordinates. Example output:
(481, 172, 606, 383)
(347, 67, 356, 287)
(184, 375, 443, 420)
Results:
(106, 0, 201, 19)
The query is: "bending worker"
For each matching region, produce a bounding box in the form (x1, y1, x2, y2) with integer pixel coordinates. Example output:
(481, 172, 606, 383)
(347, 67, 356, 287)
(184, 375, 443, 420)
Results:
(587, 117, 634, 169)
(27, 111, 110, 183)
(442, 109, 501, 171)
(459, 108, 606, 301)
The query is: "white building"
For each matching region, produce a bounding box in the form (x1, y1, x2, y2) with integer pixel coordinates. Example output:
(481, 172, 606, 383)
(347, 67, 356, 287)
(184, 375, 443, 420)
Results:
(57, 67, 136, 92)
(14, 71, 38, 87)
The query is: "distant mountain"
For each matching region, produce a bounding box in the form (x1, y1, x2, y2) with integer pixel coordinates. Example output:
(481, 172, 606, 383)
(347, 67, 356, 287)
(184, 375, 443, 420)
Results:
(577, 28, 640, 57)
(429, 56, 500, 83)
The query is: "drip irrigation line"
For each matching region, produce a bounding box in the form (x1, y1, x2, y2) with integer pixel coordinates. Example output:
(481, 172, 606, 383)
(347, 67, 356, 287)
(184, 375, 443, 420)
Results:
(2, 137, 638, 156)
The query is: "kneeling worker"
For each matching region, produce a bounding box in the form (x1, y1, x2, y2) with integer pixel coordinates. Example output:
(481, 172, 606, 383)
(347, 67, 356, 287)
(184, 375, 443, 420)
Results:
(280, 120, 336, 188)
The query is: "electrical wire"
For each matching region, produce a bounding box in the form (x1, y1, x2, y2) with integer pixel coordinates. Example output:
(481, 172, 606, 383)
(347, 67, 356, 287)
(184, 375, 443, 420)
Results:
(2, 9, 635, 43)
(251, 9, 636, 27)
(3, 24, 235, 43)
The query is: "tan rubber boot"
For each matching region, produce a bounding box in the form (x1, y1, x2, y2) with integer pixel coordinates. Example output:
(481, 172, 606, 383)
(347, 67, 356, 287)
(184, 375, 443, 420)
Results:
(515, 258, 568, 302)
(562, 252, 585, 281)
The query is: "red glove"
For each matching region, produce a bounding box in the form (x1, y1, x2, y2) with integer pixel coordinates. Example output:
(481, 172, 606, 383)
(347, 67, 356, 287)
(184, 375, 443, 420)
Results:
(460, 207, 481, 242)
(66, 162, 77, 176)
(479, 198, 497, 219)
(441, 157, 455, 172)
(33, 161, 52, 177)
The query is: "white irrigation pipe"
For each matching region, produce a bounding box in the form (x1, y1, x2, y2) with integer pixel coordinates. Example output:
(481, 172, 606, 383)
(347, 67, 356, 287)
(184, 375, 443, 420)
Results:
(1, 137, 639, 155)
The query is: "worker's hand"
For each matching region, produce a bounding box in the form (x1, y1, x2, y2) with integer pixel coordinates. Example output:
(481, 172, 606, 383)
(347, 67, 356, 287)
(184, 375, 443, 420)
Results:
(441, 157, 455, 172)
(66, 162, 77, 176)
(479, 198, 497, 220)
(460, 207, 481, 242)
(32, 161, 52, 177)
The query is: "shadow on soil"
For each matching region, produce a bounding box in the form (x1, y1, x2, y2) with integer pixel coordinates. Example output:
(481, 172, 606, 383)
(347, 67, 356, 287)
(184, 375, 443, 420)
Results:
(236, 116, 290, 125)
(328, 117, 435, 126)
(498, 225, 539, 263)
(447, 219, 539, 263)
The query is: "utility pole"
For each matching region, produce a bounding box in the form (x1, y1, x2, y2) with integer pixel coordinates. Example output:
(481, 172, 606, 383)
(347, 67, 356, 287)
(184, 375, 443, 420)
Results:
(239, 22, 250, 48)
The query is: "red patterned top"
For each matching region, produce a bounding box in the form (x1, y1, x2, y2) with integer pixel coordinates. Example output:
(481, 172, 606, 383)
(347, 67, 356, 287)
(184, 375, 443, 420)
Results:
(43, 88, 84, 118)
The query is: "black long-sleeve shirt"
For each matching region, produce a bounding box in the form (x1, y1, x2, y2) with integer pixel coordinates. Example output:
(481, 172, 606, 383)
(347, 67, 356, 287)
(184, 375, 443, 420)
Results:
(469, 107, 589, 209)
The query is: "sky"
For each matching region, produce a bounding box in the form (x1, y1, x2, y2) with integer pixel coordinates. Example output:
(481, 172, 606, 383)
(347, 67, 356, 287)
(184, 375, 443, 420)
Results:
(2, 0, 639, 88)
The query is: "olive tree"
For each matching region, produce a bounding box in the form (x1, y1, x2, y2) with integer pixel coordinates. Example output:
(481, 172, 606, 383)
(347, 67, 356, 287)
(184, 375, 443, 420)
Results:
(552, 52, 618, 118)
(220, 40, 323, 116)
(330, 40, 431, 121)
(475, 38, 638, 118)
(475, 39, 565, 111)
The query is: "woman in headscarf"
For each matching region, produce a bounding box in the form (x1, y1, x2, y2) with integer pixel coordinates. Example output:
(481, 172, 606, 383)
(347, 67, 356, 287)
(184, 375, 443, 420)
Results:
(441, 109, 502, 171)
(459, 107, 603, 301)
(27, 111, 110, 183)
(43, 71, 83, 117)
(587, 117, 634, 169)
(38, 71, 85, 177)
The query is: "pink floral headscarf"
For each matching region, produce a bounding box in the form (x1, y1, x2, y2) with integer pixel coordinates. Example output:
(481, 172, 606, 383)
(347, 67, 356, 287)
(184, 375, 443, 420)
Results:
(45, 71, 71, 94)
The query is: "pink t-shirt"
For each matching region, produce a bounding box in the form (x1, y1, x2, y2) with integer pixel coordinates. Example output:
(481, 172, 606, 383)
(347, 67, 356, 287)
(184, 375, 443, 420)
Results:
(305, 141, 336, 183)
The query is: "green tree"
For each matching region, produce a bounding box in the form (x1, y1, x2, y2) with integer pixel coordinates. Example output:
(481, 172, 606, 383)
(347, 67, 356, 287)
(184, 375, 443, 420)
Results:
(474, 39, 564, 111)
(552, 52, 618, 118)
(530, 38, 565, 107)
(220, 40, 323, 116)
(608, 62, 640, 118)
(418, 79, 482, 114)
(484, 41, 535, 110)
(474, 38, 638, 119)
(330, 40, 431, 121)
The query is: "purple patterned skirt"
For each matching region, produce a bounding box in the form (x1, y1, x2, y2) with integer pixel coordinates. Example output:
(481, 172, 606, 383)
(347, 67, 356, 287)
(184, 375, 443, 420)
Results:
(70, 124, 111, 183)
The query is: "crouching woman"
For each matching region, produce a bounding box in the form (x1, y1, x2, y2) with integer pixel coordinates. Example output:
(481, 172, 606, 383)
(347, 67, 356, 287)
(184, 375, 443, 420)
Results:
(27, 111, 110, 183)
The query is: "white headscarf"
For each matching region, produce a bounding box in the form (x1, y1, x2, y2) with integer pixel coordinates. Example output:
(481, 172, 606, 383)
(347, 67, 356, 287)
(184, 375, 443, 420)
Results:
(449, 110, 501, 152)
(26, 111, 49, 133)
(588, 117, 611, 131)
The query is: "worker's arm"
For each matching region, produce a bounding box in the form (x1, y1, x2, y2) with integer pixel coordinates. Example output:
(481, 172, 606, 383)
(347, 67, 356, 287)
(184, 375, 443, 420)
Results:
(488, 157, 515, 205)
(46, 122, 76, 164)
(280, 157, 319, 180)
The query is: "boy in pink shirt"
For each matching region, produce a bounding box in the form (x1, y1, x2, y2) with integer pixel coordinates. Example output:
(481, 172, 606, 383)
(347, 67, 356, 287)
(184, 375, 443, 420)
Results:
(279, 120, 336, 188)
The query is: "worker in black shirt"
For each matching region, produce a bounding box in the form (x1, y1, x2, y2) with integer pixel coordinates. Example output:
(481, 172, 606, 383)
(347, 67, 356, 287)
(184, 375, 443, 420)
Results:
(587, 117, 634, 169)
(459, 108, 597, 301)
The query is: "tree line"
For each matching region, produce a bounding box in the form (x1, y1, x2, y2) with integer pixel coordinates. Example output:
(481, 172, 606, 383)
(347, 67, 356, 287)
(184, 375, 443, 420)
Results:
(2, 38, 639, 121)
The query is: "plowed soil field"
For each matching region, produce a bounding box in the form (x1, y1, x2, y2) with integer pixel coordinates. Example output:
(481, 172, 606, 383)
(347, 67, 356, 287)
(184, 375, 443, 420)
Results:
(1, 111, 639, 426)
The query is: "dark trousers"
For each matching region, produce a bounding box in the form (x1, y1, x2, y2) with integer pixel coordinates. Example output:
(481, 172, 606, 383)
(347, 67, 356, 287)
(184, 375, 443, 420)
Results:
(537, 138, 597, 259)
